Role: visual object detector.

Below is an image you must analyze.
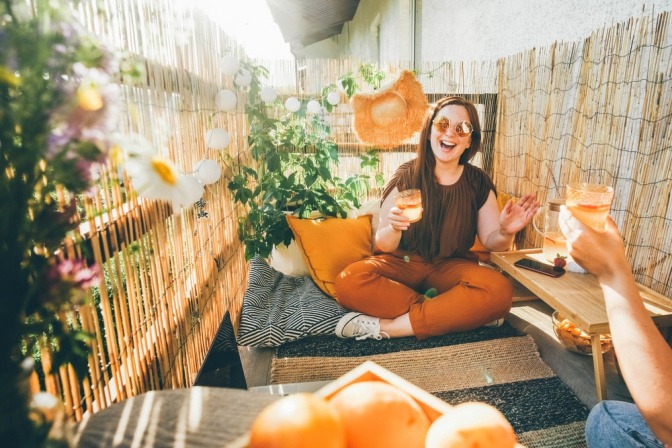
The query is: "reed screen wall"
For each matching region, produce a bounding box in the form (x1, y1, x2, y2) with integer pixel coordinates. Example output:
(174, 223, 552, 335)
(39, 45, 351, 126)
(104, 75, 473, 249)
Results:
(39, 1, 670, 422)
(492, 13, 672, 297)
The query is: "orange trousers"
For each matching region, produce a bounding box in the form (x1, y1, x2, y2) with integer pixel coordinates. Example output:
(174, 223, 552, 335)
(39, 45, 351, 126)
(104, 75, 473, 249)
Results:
(334, 254, 513, 340)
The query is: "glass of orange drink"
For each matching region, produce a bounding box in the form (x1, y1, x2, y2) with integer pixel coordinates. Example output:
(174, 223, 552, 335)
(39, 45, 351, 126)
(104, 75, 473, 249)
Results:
(565, 183, 614, 231)
(395, 189, 423, 223)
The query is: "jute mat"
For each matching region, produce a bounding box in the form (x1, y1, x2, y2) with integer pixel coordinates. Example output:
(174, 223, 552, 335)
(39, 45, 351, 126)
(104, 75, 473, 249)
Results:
(271, 323, 589, 448)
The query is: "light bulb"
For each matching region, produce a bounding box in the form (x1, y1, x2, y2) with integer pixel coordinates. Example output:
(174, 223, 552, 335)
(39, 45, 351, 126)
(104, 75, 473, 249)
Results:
(219, 55, 240, 75)
(306, 100, 321, 114)
(284, 97, 301, 113)
(327, 91, 340, 105)
(205, 128, 230, 149)
(215, 89, 237, 111)
(234, 69, 252, 87)
(260, 86, 278, 103)
(181, 175, 205, 207)
(194, 159, 221, 185)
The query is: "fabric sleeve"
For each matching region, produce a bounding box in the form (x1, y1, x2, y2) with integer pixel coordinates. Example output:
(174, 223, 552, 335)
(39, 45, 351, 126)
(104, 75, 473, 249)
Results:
(380, 159, 415, 202)
(473, 165, 497, 209)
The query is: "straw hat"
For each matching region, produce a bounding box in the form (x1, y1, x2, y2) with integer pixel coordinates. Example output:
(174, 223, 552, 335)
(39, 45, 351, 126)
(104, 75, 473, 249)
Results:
(351, 70, 429, 149)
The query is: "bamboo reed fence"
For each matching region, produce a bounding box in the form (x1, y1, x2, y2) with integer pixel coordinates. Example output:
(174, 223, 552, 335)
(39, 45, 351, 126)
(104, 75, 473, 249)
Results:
(492, 11, 672, 297)
(34, 1, 670, 423)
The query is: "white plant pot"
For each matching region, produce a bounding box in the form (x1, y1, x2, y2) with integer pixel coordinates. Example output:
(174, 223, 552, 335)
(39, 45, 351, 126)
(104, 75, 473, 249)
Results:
(270, 240, 309, 277)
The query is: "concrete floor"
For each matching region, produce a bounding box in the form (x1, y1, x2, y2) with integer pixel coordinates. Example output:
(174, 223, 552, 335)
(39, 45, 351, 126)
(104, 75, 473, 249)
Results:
(506, 299, 630, 409)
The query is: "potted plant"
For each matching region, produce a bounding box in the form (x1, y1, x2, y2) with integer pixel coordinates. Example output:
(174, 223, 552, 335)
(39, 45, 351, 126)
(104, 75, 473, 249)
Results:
(226, 63, 383, 260)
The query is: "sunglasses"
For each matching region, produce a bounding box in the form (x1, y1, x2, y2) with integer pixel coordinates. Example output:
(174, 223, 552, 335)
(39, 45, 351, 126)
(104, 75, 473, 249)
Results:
(432, 116, 473, 137)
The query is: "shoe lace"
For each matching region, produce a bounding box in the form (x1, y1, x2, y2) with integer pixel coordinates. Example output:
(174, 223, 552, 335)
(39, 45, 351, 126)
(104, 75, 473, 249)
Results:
(352, 320, 388, 341)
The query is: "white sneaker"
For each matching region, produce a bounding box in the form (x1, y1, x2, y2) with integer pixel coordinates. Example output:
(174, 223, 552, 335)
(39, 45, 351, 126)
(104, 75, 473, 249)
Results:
(335, 312, 389, 340)
(484, 318, 505, 327)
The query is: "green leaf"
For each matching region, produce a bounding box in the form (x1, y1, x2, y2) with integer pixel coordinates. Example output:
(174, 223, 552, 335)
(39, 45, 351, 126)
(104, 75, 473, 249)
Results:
(267, 151, 281, 172)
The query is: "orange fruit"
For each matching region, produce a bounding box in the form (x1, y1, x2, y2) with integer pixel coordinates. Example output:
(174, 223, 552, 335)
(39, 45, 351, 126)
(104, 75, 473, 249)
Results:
(248, 392, 346, 448)
(328, 381, 430, 448)
(425, 402, 517, 448)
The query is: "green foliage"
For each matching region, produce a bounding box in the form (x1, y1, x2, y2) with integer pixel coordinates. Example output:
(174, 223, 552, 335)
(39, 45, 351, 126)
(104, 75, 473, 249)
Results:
(227, 63, 381, 260)
(358, 63, 386, 89)
(0, 2, 140, 442)
(338, 72, 358, 98)
(319, 64, 386, 113)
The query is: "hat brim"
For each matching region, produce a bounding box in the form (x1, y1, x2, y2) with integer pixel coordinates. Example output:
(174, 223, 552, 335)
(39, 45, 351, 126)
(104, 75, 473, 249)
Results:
(351, 70, 429, 149)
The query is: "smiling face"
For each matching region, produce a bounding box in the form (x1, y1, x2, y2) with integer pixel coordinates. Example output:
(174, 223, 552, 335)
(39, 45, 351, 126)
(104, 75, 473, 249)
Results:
(429, 104, 472, 169)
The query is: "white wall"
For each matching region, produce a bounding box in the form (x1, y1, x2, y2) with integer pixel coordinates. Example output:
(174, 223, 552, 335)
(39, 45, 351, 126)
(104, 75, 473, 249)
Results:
(302, 0, 414, 63)
(300, 38, 341, 59)
(301, 0, 672, 63)
(421, 0, 672, 62)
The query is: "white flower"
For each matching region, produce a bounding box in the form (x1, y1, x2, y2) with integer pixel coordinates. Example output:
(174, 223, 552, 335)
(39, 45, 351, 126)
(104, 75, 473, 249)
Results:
(122, 135, 204, 213)
(110, 132, 154, 159)
(11, 2, 33, 23)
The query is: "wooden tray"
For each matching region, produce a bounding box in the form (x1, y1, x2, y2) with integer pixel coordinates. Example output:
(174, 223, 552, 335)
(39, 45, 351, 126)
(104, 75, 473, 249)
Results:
(229, 361, 452, 447)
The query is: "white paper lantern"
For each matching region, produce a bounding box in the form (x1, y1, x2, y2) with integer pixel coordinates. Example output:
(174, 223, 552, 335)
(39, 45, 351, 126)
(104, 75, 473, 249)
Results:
(234, 69, 252, 87)
(205, 128, 230, 149)
(260, 86, 278, 103)
(181, 175, 205, 207)
(219, 55, 240, 76)
(326, 91, 341, 105)
(306, 100, 321, 114)
(284, 97, 301, 113)
(215, 89, 237, 111)
(194, 159, 222, 185)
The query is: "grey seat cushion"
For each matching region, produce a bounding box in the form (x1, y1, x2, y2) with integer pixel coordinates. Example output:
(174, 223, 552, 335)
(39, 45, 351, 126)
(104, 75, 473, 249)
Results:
(234, 256, 349, 347)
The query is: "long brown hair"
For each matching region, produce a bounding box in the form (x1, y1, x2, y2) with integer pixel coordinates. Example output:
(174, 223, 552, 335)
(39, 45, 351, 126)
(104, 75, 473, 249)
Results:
(382, 97, 483, 261)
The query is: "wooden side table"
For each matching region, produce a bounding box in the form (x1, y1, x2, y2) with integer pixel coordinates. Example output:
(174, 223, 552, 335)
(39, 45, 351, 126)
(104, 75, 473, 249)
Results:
(490, 249, 672, 401)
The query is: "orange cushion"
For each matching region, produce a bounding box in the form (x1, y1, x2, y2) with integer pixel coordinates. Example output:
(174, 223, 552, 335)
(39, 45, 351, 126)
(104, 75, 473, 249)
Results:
(286, 215, 373, 298)
(470, 191, 517, 262)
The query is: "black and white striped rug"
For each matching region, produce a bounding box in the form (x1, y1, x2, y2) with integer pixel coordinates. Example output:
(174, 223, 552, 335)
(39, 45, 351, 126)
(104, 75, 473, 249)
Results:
(271, 323, 589, 448)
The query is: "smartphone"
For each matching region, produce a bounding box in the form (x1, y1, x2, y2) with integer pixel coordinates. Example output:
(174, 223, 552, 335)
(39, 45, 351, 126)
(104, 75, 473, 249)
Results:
(514, 258, 565, 278)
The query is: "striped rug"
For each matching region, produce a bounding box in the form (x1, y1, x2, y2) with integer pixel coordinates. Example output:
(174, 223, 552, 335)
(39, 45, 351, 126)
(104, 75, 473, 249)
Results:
(271, 323, 589, 448)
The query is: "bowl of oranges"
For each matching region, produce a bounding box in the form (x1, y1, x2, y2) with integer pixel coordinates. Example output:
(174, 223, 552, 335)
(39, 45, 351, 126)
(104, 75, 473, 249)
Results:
(551, 311, 613, 355)
(237, 361, 525, 448)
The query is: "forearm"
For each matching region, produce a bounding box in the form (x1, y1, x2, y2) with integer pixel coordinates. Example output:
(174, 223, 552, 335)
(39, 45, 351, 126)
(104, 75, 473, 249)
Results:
(375, 224, 402, 253)
(600, 272, 672, 444)
(483, 227, 516, 252)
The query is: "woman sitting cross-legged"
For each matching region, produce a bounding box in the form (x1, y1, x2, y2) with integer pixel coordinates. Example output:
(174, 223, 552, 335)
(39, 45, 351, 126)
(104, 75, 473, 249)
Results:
(334, 96, 539, 341)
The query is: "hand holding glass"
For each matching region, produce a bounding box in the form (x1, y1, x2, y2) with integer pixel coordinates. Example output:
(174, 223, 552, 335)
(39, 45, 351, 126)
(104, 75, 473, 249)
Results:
(565, 183, 614, 231)
(395, 189, 423, 223)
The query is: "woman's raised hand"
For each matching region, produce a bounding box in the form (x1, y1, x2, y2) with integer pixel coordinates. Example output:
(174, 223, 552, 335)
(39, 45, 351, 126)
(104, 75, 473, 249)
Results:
(499, 193, 539, 235)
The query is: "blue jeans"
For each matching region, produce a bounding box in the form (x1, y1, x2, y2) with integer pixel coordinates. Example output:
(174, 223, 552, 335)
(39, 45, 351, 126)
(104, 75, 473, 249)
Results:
(585, 400, 664, 448)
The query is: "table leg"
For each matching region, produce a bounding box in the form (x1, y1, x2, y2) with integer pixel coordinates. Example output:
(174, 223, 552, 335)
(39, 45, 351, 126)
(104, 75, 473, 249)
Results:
(591, 334, 607, 401)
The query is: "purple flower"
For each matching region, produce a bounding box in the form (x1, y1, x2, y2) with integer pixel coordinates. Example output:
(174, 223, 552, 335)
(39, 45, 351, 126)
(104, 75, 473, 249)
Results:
(55, 258, 101, 290)
(47, 64, 121, 159)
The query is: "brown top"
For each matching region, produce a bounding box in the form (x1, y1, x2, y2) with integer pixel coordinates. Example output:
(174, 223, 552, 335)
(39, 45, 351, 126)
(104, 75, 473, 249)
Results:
(381, 160, 496, 261)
